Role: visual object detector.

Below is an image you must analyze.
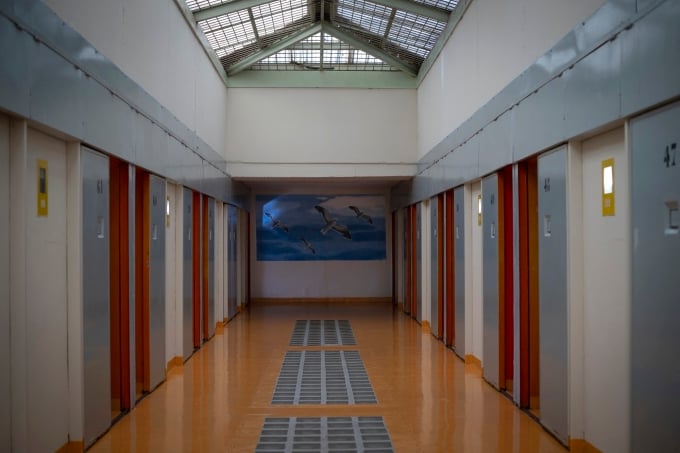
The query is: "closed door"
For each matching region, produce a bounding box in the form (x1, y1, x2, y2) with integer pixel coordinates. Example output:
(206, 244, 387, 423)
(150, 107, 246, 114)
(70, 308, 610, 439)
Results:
(148, 175, 165, 390)
(182, 188, 193, 360)
(537, 146, 568, 444)
(482, 173, 500, 389)
(430, 196, 439, 337)
(453, 186, 465, 355)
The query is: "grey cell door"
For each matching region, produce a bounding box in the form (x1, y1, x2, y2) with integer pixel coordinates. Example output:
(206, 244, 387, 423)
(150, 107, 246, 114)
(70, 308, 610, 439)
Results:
(416, 203, 422, 322)
(454, 186, 466, 355)
(537, 146, 568, 444)
(81, 147, 111, 447)
(482, 174, 500, 390)
(227, 204, 238, 320)
(631, 102, 680, 453)
(207, 197, 216, 338)
(148, 175, 166, 390)
(430, 197, 439, 337)
(182, 188, 193, 360)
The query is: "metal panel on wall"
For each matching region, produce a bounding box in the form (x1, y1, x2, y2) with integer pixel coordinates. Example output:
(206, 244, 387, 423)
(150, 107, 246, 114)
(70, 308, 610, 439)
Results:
(430, 197, 439, 337)
(81, 147, 111, 446)
(182, 188, 193, 360)
(227, 205, 238, 320)
(148, 175, 166, 390)
(537, 146, 568, 444)
(207, 198, 216, 338)
(416, 203, 422, 322)
(631, 102, 680, 453)
(482, 174, 500, 390)
(453, 186, 465, 355)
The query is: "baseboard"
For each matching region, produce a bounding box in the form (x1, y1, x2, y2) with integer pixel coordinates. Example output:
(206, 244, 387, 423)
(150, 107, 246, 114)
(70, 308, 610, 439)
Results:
(465, 354, 482, 369)
(251, 297, 392, 304)
(570, 438, 603, 453)
(166, 356, 183, 372)
(216, 321, 225, 334)
(56, 440, 84, 453)
(421, 320, 431, 333)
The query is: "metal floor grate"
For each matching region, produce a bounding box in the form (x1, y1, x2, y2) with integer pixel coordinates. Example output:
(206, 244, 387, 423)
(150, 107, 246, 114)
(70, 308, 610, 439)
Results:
(272, 350, 376, 404)
(255, 416, 394, 452)
(289, 320, 357, 346)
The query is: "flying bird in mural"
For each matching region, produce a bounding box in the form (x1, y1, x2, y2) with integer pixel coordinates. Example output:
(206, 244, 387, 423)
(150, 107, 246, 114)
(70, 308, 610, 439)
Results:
(264, 212, 289, 233)
(314, 205, 352, 240)
(348, 206, 373, 224)
(300, 237, 316, 254)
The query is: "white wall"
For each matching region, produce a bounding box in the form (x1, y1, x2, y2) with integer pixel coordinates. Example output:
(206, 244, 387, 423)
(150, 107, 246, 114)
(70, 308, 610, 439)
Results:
(417, 0, 605, 158)
(0, 114, 10, 453)
(44, 0, 228, 155)
(165, 182, 178, 365)
(470, 181, 483, 362)
(225, 88, 417, 177)
(251, 182, 392, 299)
(581, 127, 630, 453)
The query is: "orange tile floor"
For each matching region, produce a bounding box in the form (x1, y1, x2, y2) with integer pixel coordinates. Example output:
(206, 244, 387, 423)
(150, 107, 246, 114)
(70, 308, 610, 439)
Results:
(89, 301, 566, 452)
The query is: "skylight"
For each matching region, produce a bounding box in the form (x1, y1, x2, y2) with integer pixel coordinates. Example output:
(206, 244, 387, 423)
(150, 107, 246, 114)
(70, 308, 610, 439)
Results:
(185, 0, 460, 75)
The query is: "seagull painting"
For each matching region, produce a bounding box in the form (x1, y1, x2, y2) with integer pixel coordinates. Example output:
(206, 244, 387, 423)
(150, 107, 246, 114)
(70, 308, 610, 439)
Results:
(264, 212, 289, 233)
(314, 205, 352, 240)
(300, 237, 316, 255)
(348, 206, 373, 224)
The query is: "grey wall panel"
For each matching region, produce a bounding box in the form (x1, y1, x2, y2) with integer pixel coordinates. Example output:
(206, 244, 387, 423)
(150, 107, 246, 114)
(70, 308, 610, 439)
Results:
(430, 197, 438, 337)
(149, 175, 166, 390)
(207, 198, 216, 338)
(0, 15, 30, 117)
(537, 146, 568, 444)
(453, 186, 465, 355)
(482, 174, 500, 389)
(416, 203, 422, 322)
(81, 147, 111, 447)
(134, 116, 168, 177)
(563, 39, 622, 140)
(182, 188, 193, 360)
(630, 101, 680, 452)
(478, 112, 513, 177)
(621, 0, 680, 118)
(513, 77, 566, 162)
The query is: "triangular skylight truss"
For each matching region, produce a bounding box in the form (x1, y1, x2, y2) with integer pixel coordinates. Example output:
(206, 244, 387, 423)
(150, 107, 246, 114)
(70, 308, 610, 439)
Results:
(185, 0, 459, 76)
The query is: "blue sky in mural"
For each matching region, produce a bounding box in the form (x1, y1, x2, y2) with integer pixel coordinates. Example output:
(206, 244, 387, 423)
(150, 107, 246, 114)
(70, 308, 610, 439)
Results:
(256, 194, 386, 261)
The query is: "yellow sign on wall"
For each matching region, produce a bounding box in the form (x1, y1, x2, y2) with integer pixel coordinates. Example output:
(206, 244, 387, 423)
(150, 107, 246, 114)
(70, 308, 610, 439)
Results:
(37, 159, 48, 217)
(477, 194, 482, 225)
(602, 158, 615, 216)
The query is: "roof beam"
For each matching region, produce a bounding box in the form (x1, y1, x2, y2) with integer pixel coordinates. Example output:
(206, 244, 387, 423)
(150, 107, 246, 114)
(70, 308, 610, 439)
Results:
(368, 0, 450, 23)
(194, 0, 276, 21)
(321, 23, 417, 76)
(228, 23, 323, 75)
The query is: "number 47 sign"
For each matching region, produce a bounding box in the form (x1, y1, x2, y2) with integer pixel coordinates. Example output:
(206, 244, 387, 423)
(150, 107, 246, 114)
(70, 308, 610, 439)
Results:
(664, 142, 677, 168)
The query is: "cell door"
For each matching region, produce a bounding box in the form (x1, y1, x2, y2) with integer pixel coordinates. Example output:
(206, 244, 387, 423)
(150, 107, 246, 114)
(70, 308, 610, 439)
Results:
(430, 196, 439, 337)
(207, 198, 215, 338)
(453, 186, 465, 355)
(182, 188, 193, 360)
(227, 205, 238, 320)
(82, 148, 111, 446)
(482, 174, 500, 389)
(444, 190, 454, 348)
(631, 102, 680, 452)
(537, 146, 568, 444)
(148, 175, 166, 390)
(416, 203, 422, 322)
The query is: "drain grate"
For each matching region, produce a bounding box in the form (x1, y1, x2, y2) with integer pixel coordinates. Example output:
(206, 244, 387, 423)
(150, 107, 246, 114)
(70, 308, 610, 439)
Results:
(255, 416, 394, 453)
(272, 350, 377, 404)
(289, 320, 356, 346)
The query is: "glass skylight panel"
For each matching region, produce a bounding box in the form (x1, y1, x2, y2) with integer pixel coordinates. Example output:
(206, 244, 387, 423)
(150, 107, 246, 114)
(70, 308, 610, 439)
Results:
(413, 0, 459, 11)
(199, 10, 256, 54)
(185, 0, 230, 12)
(387, 11, 445, 57)
(253, 0, 308, 37)
(337, 0, 391, 35)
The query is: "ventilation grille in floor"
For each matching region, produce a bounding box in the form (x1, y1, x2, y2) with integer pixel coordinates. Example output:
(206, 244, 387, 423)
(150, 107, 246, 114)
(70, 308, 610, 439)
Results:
(272, 350, 377, 404)
(255, 416, 394, 453)
(289, 320, 356, 346)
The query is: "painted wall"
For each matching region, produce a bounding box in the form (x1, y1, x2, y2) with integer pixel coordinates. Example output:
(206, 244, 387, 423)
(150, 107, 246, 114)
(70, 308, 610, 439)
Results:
(470, 181, 483, 362)
(44, 0, 228, 155)
(417, 0, 605, 158)
(0, 114, 10, 453)
(251, 183, 392, 299)
(581, 127, 630, 453)
(225, 88, 417, 177)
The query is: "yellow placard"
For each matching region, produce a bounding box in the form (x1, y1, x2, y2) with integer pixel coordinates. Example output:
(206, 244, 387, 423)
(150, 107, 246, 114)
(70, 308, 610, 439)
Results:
(37, 159, 48, 217)
(477, 194, 482, 226)
(602, 158, 615, 216)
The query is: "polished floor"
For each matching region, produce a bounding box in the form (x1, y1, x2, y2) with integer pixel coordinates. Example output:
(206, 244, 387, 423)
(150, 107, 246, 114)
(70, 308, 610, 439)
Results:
(90, 302, 567, 452)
